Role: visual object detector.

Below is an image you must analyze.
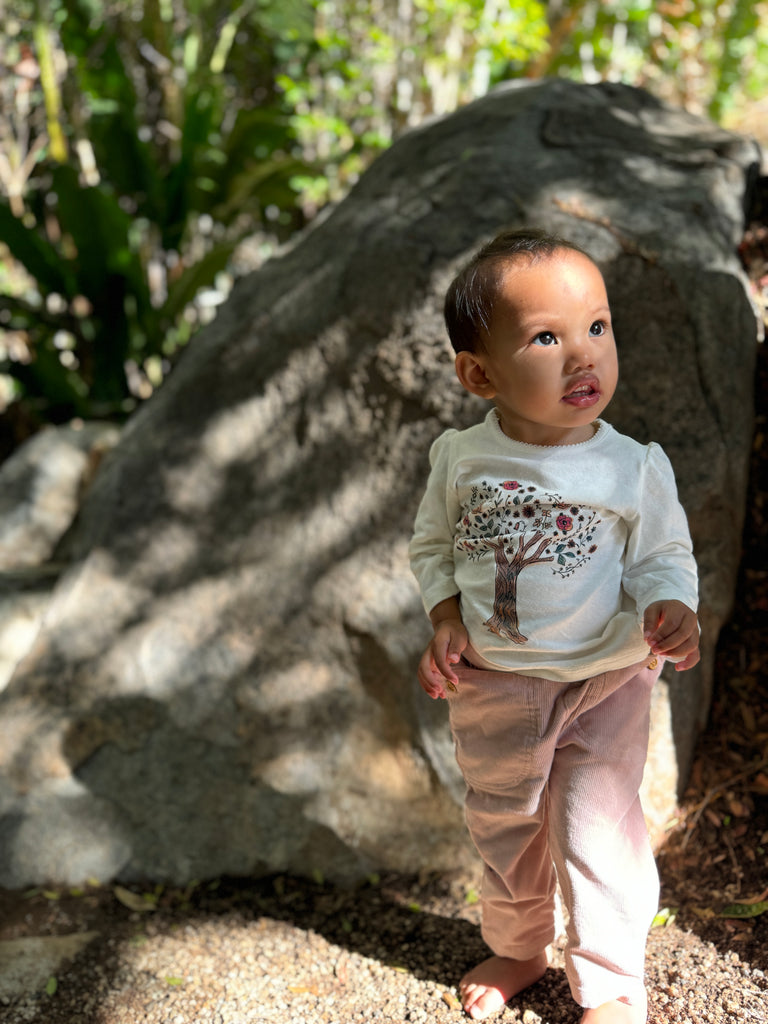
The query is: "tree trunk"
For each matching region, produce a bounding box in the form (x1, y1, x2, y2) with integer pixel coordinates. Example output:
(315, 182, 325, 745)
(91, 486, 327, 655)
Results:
(484, 543, 527, 643)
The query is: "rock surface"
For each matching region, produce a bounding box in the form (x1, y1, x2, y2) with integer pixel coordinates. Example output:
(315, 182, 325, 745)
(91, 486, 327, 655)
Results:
(0, 80, 761, 888)
(0, 423, 120, 692)
(0, 422, 119, 571)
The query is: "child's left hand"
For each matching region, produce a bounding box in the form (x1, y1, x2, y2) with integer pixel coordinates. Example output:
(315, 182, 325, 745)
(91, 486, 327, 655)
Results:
(643, 599, 700, 671)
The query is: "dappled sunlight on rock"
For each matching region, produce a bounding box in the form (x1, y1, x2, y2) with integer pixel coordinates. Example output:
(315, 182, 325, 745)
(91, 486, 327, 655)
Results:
(0, 80, 761, 890)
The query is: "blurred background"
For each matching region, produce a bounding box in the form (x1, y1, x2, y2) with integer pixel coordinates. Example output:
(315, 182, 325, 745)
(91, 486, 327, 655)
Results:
(1, 0, 766, 457)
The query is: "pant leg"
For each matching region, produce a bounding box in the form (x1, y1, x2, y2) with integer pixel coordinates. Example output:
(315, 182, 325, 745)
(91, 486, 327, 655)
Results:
(465, 789, 558, 957)
(448, 663, 560, 959)
(547, 660, 661, 1008)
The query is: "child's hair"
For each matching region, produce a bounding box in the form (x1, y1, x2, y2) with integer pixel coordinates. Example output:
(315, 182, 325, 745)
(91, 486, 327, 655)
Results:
(444, 228, 592, 354)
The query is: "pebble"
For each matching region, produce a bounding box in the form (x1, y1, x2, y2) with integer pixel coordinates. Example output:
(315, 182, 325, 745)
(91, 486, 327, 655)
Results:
(1, 877, 766, 1024)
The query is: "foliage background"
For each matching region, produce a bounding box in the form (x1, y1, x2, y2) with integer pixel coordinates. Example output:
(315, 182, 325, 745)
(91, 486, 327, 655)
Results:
(0, 0, 766, 453)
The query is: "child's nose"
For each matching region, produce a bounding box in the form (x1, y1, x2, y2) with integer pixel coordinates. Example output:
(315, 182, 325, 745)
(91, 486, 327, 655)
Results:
(565, 338, 595, 371)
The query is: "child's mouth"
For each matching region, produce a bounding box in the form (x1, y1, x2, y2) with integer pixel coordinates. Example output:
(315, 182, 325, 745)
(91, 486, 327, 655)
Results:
(562, 377, 601, 407)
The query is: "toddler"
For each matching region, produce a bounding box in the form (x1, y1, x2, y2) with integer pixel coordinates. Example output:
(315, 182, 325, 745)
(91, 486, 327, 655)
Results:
(409, 229, 699, 1023)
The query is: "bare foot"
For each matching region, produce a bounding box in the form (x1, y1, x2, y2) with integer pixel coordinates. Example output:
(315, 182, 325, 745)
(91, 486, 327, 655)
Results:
(459, 952, 548, 1020)
(581, 993, 647, 1024)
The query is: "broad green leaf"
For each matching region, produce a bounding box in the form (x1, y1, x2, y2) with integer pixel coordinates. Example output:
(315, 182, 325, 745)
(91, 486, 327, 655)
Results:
(720, 900, 768, 919)
(0, 204, 75, 296)
(9, 341, 90, 414)
(51, 169, 131, 274)
(162, 241, 236, 325)
(212, 156, 307, 223)
(258, 0, 315, 42)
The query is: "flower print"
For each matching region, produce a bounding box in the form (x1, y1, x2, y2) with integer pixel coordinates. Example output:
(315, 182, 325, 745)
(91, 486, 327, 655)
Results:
(556, 513, 573, 532)
(501, 480, 520, 490)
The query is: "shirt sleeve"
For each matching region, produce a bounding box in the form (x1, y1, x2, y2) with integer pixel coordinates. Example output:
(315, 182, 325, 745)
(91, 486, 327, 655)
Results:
(408, 431, 462, 615)
(621, 442, 699, 620)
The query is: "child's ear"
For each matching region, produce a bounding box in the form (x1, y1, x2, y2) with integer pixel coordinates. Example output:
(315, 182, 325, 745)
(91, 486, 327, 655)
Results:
(455, 351, 496, 399)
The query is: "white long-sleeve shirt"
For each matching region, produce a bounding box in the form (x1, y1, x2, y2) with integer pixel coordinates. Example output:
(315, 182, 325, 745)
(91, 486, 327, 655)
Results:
(409, 409, 699, 682)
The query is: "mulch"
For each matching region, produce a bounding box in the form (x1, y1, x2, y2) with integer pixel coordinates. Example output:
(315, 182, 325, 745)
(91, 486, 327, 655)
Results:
(655, 224, 768, 972)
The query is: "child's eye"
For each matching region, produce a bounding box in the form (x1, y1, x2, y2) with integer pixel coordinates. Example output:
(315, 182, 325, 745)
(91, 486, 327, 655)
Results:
(589, 320, 608, 337)
(531, 331, 558, 347)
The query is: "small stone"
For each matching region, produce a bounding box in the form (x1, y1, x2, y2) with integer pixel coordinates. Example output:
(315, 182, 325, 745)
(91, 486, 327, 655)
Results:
(441, 990, 461, 1011)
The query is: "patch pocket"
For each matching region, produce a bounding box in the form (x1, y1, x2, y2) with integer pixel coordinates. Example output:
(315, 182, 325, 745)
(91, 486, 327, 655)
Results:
(447, 670, 538, 794)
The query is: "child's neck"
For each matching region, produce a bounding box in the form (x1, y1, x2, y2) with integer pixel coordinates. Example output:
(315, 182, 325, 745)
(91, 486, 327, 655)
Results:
(495, 410, 599, 447)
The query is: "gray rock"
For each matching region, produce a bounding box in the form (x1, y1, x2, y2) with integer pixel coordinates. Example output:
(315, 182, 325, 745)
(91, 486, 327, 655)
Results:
(0, 422, 119, 570)
(0, 931, 99, 1000)
(0, 567, 61, 693)
(0, 80, 761, 888)
(0, 423, 120, 693)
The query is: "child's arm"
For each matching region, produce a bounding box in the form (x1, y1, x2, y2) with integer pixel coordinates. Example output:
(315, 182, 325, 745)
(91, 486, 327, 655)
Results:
(643, 599, 700, 671)
(622, 444, 700, 671)
(417, 596, 469, 699)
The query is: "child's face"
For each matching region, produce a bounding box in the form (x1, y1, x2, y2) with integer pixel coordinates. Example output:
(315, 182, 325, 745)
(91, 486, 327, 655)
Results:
(455, 250, 619, 446)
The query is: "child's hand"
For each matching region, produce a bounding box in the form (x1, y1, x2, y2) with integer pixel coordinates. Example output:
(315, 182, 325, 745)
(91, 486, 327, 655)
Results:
(417, 618, 468, 699)
(643, 599, 700, 671)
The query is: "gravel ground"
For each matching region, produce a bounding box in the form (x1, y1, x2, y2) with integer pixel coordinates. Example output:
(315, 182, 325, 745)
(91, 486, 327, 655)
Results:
(0, 868, 766, 1024)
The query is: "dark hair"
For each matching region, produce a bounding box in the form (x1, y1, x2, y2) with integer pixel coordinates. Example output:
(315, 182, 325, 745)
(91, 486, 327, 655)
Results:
(444, 228, 592, 354)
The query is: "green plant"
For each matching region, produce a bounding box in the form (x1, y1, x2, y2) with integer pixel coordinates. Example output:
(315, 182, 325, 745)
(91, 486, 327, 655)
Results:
(2, 0, 765, 431)
(0, 0, 314, 422)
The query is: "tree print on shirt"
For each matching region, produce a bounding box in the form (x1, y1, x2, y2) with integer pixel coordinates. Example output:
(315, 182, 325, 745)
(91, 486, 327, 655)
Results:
(455, 480, 601, 644)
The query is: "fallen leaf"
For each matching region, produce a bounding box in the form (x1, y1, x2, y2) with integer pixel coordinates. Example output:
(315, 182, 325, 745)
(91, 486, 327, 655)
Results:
(720, 900, 768, 919)
(692, 907, 716, 919)
(740, 702, 757, 732)
(114, 885, 157, 912)
(727, 797, 750, 817)
(652, 907, 678, 928)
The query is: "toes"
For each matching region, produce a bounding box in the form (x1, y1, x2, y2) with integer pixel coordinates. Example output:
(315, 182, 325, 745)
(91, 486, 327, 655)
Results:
(462, 984, 507, 1020)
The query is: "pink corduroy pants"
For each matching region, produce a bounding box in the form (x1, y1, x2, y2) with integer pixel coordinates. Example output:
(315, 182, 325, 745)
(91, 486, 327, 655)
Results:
(447, 656, 663, 1009)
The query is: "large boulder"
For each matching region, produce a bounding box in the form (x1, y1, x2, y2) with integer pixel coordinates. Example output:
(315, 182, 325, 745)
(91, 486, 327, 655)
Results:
(0, 80, 761, 888)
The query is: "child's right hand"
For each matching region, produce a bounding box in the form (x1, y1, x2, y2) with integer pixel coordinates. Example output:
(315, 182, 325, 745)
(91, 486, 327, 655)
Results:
(417, 618, 468, 699)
